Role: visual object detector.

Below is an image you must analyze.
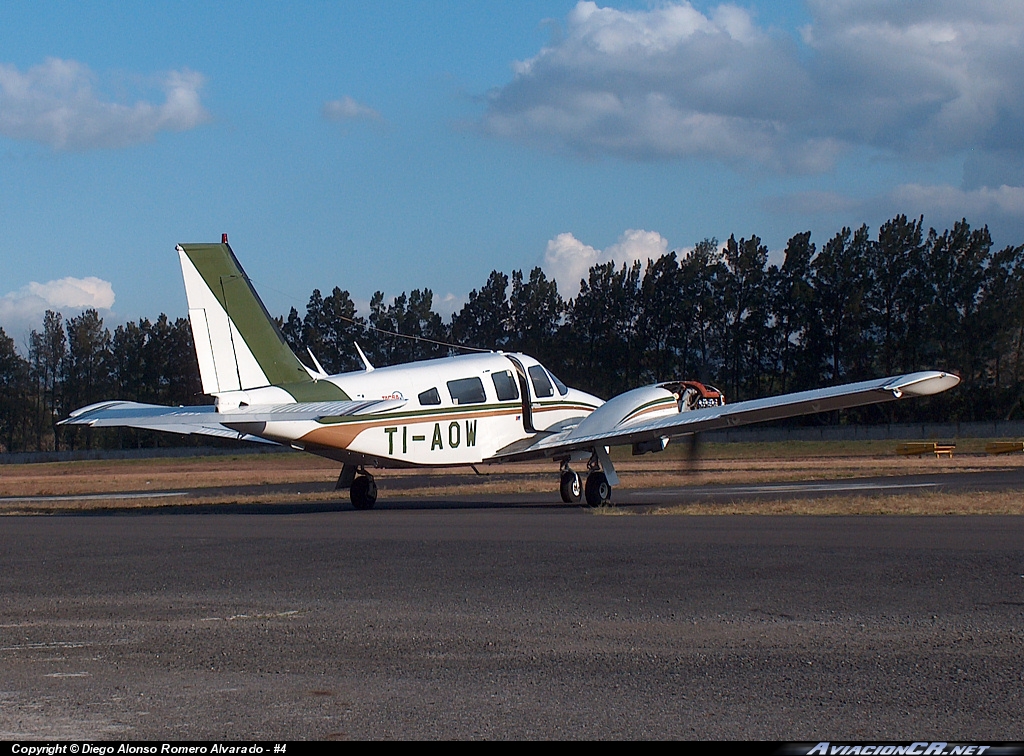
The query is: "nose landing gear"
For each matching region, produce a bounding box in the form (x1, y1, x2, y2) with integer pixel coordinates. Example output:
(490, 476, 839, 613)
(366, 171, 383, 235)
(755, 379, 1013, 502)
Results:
(350, 471, 378, 510)
(337, 463, 378, 510)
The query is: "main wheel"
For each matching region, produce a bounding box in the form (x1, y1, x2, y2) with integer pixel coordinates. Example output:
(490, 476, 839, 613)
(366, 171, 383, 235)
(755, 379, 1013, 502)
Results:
(584, 471, 612, 507)
(559, 470, 582, 503)
(350, 475, 378, 510)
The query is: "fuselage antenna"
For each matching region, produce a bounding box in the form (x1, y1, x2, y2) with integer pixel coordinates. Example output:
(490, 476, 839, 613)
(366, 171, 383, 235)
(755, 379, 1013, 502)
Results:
(354, 342, 375, 372)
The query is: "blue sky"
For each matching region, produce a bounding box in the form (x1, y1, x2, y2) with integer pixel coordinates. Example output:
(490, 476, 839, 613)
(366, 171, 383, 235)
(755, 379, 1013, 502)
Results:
(3, 1, 1024, 345)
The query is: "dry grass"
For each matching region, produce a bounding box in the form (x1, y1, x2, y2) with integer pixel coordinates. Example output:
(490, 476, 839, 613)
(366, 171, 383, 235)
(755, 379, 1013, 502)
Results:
(0, 490, 339, 516)
(636, 490, 1024, 516)
(2, 439, 1023, 515)
(0, 453, 340, 497)
(1, 446, 1018, 497)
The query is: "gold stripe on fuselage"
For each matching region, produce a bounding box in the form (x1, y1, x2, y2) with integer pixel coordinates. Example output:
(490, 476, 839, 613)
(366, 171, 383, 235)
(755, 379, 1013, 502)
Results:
(297, 400, 598, 452)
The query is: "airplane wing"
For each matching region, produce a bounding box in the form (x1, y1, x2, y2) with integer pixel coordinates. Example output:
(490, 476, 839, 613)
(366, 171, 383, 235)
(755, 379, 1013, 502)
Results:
(59, 398, 408, 444)
(490, 371, 960, 462)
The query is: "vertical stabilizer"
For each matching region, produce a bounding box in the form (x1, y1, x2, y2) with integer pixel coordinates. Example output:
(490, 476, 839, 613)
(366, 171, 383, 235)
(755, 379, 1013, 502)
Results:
(177, 242, 315, 394)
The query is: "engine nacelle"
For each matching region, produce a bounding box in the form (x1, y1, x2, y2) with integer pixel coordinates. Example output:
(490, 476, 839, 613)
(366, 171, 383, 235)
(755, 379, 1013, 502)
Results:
(566, 380, 726, 453)
(570, 385, 682, 439)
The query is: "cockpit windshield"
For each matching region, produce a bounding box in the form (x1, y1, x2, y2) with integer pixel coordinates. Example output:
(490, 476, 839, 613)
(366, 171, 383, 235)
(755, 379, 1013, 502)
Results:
(527, 365, 553, 398)
(548, 370, 569, 397)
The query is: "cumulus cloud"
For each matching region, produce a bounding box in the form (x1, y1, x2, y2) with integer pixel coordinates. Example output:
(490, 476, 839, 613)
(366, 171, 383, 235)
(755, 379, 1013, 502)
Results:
(484, 1, 814, 168)
(322, 96, 384, 124)
(543, 228, 670, 295)
(890, 183, 1024, 218)
(765, 182, 1024, 224)
(0, 58, 209, 150)
(434, 292, 464, 318)
(802, 0, 1024, 157)
(481, 1, 1024, 174)
(0, 276, 115, 336)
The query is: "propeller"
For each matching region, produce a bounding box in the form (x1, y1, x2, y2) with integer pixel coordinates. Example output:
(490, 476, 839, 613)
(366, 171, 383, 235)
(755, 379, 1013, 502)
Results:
(682, 431, 703, 476)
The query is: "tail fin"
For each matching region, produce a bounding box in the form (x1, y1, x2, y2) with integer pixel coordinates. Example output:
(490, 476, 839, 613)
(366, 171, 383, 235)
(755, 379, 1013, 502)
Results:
(178, 241, 313, 394)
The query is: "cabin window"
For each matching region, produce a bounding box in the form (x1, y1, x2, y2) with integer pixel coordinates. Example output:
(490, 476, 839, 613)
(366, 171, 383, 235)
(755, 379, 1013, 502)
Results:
(491, 370, 519, 401)
(418, 387, 441, 406)
(528, 365, 554, 398)
(447, 377, 486, 405)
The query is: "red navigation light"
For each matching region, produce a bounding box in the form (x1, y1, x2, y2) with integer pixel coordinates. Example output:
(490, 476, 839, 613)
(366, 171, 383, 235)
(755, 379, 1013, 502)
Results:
(222, 233, 229, 244)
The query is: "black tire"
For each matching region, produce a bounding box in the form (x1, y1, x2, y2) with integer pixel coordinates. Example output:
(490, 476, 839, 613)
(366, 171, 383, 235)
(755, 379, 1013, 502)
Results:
(559, 470, 582, 503)
(350, 475, 378, 510)
(584, 471, 612, 507)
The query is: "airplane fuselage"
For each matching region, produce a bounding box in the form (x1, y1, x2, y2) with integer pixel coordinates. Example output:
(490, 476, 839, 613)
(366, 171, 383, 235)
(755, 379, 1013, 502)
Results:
(213, 351, 604, 468)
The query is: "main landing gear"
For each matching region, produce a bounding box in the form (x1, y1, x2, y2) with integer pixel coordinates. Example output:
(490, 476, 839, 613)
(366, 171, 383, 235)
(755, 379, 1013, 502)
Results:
(337, 464, 378, 510)
(559, 448, 618, 507)
(559, 462, 582, 503)
(584, 469, 611, 507)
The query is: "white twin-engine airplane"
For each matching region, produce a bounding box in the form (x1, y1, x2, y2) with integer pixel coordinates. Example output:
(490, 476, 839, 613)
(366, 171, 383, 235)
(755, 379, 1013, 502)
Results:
(62, 238, 961, 509)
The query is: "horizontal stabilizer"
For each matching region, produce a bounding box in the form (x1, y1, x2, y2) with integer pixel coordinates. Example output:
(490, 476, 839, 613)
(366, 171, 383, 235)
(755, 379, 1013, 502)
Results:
(59, 398, 408, 439)
(143, 424, 278, 444)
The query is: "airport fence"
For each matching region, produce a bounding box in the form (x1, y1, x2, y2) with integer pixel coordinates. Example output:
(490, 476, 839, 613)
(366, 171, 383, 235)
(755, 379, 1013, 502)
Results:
(701, 420, 1024, 443)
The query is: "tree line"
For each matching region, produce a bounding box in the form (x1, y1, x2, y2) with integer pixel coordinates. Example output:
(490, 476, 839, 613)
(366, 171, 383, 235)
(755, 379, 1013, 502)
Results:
(2, 214, 1023, 452)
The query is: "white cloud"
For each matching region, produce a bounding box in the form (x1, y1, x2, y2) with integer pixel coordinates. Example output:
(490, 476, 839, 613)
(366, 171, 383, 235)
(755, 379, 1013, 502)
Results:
(802, 1, 1024, 157)
(890, 183, 1024, 218)
(543, 228, 670, 295)
(0, 58, 209, 150)
(0, 276, 115, 337)
(482, 1, 1024, 175)
(761, 181, 1024, 245)
(322, 96, 383, 124)
(485, 1, 812, 167)
(434, 292, 464, 318)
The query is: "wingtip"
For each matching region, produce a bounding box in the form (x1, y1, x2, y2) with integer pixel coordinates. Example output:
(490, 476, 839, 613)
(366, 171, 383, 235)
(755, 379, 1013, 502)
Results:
(884, 371, 961, 397)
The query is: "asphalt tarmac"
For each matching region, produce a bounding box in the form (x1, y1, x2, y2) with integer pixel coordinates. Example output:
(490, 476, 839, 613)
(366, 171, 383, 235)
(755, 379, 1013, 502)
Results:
(1, 474, 1023, 740)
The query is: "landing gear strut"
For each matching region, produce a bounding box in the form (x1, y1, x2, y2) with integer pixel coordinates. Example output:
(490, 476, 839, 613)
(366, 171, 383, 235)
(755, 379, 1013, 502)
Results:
(583, 447, 618, 507)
